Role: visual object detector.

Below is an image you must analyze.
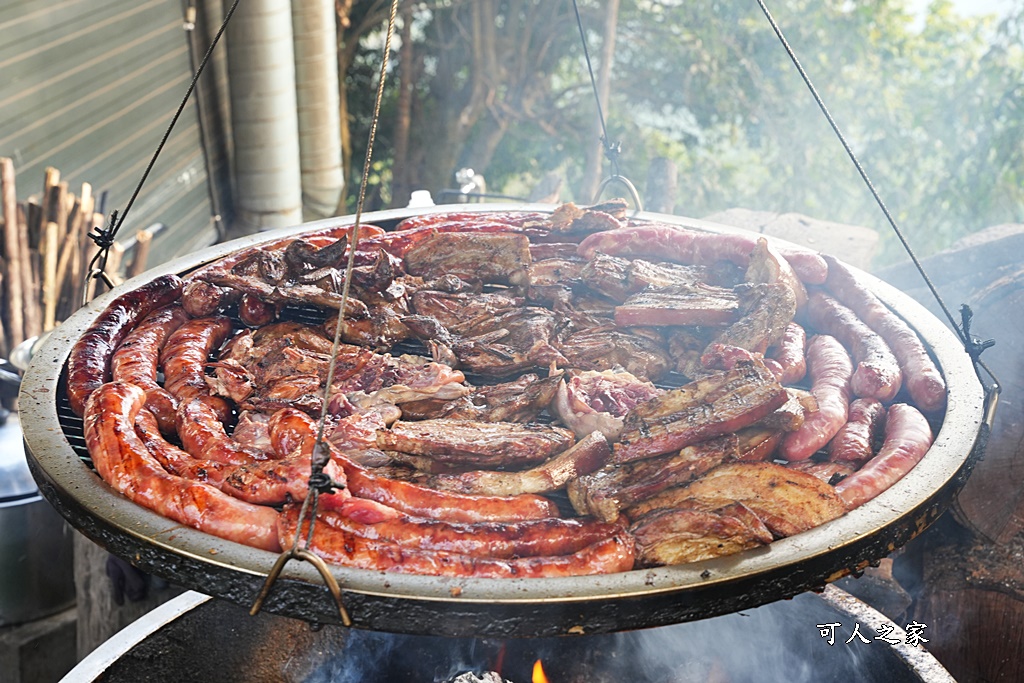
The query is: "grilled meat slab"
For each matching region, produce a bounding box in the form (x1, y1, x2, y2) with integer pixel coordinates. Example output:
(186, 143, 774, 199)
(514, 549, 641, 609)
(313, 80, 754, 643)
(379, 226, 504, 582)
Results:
(615, 284, 741, 327)
(615, 360, 787, 462)
(567, 435, 738, 522)
(399, 373, 562, 423)
(404, 232, 531, 286)
(377, 419, 576, 468)
(558, 325, 672, 382)
(429, 431, 612, 496)
(552, 369, 663, 441)
(627, 462, 846, 538)
(630, 502, 773, 567)
(411, 290, 524, 329)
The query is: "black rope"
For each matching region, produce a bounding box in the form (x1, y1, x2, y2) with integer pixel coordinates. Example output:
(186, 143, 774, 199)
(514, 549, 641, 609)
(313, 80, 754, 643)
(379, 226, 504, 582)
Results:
(755, 0, 997, 389)
(85, 0, 242, 296)
(571, 0, 622, 177)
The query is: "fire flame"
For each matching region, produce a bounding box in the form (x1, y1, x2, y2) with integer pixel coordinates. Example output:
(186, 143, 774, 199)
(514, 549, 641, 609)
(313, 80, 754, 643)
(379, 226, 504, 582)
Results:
(532, 659, 549, 683)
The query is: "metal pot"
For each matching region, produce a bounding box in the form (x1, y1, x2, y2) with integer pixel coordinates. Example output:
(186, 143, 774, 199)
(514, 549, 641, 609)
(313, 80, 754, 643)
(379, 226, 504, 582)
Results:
(0, 348, 75, 625)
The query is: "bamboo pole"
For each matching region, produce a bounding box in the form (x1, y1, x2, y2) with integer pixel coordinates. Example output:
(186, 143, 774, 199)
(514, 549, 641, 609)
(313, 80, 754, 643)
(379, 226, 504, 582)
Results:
(42, 221, 59, 331)
(0, 158, 24, 346)
(17, 204, 41, 339)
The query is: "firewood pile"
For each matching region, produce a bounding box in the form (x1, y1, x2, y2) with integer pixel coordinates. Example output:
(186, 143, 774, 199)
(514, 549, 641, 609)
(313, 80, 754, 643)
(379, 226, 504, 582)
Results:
(0, 159, 152, 358)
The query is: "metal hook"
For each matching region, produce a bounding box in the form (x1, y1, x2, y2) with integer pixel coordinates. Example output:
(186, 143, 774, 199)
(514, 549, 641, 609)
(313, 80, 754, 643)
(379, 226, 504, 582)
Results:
(250, 546, 351, 626)
(594, 175, 643, 215)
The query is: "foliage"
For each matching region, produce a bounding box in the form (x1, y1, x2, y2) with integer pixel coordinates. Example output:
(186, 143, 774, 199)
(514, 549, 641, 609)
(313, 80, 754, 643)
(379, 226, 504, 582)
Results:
(342, 0, 1024, 263)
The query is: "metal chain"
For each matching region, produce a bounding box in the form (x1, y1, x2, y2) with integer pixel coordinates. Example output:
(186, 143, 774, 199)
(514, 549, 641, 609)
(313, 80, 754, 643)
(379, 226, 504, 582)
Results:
(572, 0, 641, 209)
(252, 0, 403, 625)
(755, 0, 998, 395)
(84, 0, 242, 303)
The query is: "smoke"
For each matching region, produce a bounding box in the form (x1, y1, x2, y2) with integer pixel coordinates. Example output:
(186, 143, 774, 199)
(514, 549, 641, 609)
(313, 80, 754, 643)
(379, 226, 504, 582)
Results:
(284, 592, 923, 682)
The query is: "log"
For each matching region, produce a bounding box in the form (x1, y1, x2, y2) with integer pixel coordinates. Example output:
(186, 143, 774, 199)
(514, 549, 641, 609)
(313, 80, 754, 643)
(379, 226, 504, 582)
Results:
(0, 158, 24, 346)
(907, 518, 1024, 683)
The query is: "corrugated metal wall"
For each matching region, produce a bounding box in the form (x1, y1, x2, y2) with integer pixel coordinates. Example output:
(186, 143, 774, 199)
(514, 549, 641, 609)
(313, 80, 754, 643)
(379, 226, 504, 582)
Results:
(0, 0, 221, 268)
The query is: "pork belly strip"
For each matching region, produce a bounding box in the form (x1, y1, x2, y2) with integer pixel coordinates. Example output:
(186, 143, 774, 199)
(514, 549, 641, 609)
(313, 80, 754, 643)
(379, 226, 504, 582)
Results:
(630, 502, 773, 567)
(278, 508, 636, 578)
(427, 431, 611, 497)
(626, 462, 846, 538)
(568, 435, 737, 523)
(377, 419, 575, 468)
(614, 284, 741, 327)
(614, 360, 787, 463)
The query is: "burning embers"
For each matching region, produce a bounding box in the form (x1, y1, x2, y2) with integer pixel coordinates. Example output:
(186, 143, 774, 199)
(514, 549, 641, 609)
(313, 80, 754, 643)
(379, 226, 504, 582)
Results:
(69, 201, 944, 580)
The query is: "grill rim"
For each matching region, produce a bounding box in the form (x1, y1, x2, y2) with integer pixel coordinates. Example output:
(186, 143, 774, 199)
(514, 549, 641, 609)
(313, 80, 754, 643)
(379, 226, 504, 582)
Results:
(19, 204, 986, 636)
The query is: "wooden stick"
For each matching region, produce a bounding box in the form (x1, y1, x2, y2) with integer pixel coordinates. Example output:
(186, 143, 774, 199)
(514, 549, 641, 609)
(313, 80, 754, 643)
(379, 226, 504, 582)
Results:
(127, 229, 153, 278)
(17, 204, 41, 339)
(57, 181, 70, 244)
(42, 221, 59, 332)
(61, 185, 92, 322)
(54, 220, 80, 315)
(25, 199, 42, 251)
(83, 212, 103, 304)
(44, 181, 69, 248)
(0, 158, 24, 346)
(100, 241, 125, 295)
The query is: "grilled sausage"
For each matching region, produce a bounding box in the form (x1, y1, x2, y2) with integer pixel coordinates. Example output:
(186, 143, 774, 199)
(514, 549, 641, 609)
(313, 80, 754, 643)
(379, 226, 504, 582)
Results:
(315, 506, 626, 559)
(780, 335, 853, 461)
(767, 322, 807, 385)
(834, 403, 933, 509)
(180, 280, 236, 317)
(237, 293, 276, 327)
(67, 274, 184, 415)
(823, 256, 946, 412)
(278, 507, 635, 578)
(176, 398, 270, 465)
(577, 224, 828, 285)
(111, 305, 190, 433)
(83, 382, 280, 551)
(828, 398, 887, 465)
(805, 291, 902, 402)
(160, 316, 234, 419)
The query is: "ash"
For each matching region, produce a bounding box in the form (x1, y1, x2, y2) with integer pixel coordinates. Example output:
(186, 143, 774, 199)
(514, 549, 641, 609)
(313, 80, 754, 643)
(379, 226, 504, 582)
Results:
(448, 673, 512, 683)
